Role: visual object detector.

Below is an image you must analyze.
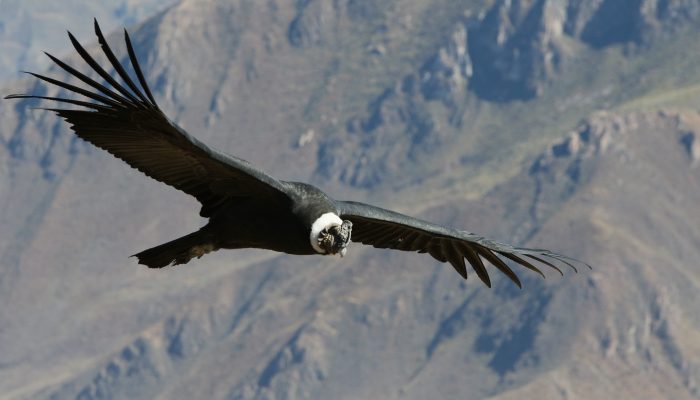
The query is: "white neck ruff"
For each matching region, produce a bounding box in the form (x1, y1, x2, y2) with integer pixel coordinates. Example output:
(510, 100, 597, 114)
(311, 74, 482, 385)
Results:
(310, 212, 343, 254)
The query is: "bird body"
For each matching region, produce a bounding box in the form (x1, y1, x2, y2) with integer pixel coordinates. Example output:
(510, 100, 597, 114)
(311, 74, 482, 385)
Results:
(5, 20, 588, 288)
(136, 180, 353, 267)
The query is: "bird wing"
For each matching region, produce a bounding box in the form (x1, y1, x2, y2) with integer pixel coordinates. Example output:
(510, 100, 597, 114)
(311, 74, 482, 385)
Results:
(337, 200, 589, 288)
(5, 19, 291, 217)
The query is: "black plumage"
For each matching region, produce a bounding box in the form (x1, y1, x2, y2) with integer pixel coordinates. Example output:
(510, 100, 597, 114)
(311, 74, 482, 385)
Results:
(5, 20, 589, 288)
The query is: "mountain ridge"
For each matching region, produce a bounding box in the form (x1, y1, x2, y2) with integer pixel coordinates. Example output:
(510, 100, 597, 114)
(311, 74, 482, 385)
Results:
(1, 0, 699, 399)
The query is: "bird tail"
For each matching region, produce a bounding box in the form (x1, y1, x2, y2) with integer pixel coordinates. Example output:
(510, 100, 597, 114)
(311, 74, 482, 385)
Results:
(132, 230, 218, 268)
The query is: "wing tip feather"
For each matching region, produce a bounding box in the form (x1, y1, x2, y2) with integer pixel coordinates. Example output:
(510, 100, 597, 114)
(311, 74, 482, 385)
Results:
(123, 28, 158, 106)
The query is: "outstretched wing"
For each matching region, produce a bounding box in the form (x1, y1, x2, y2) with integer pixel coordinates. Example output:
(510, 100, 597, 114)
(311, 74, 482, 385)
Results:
(337, 201, 589, 288)
(5, 19, 290, 216)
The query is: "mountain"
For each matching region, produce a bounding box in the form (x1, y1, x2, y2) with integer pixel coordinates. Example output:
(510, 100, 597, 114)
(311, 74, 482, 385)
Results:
(1, 0, 699, 399)
(0, 0, 177, 83)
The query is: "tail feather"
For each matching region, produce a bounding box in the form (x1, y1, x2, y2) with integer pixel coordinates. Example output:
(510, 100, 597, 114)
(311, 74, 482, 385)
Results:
(133, 230, 217, 268)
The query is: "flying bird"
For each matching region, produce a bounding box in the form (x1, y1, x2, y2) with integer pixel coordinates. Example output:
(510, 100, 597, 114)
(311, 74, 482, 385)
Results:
(5, 20, 589, 288)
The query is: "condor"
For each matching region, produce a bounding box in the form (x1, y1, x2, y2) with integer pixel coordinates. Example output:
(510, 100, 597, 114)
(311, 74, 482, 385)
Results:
(6, 20, 588, 288)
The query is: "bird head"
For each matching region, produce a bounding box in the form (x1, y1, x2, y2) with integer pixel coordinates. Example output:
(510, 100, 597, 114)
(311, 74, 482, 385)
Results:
(317, 220, 353, 257)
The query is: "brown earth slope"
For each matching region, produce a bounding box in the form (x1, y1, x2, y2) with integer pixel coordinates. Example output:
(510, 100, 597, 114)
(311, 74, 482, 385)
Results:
(1, 0, 699, 399)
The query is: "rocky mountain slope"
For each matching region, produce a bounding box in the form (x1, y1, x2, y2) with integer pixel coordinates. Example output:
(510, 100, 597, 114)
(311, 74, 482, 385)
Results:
(0, 0, 177, 83)
(1, 0, 699, 399)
